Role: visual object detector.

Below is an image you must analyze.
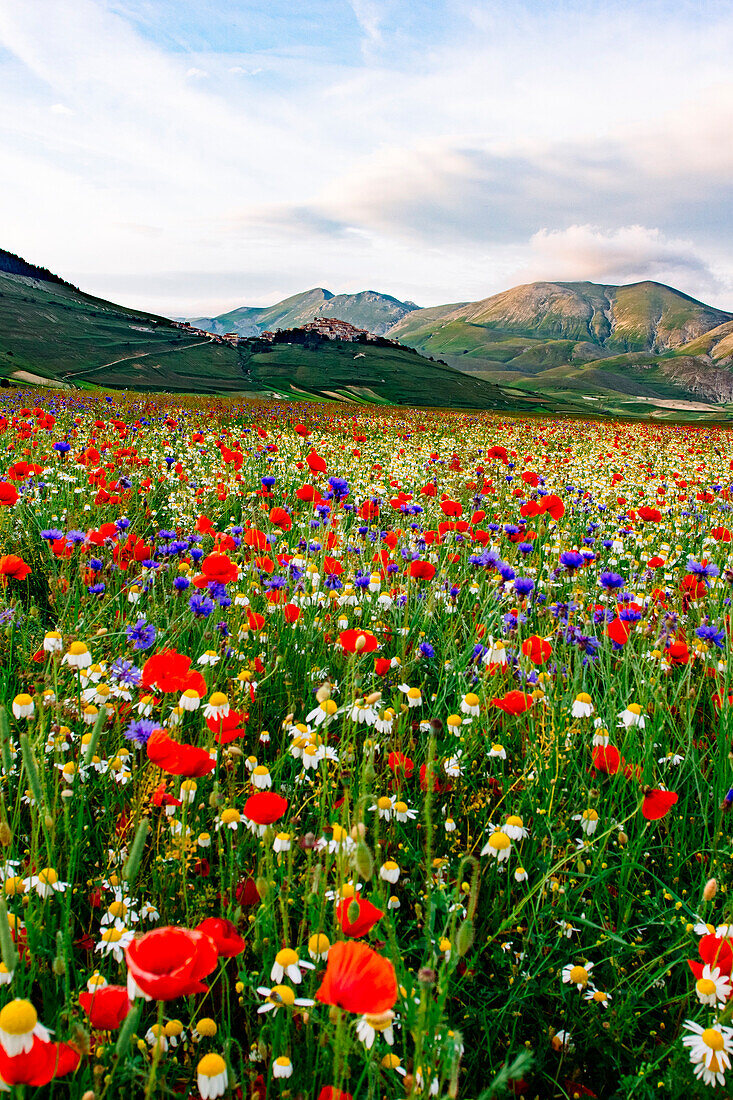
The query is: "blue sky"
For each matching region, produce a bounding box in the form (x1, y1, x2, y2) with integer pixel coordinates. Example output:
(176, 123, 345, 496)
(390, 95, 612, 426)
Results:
(1, 0, 733, 315)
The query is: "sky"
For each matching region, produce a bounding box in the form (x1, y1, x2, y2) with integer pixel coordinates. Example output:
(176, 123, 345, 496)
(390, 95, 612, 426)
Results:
(1, 0, 733, 317)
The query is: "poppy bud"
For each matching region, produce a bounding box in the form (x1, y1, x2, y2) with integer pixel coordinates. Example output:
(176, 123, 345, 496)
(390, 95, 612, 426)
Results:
(0, 822, 11, 847)
(350, 822, 366, 841)
(704, 878, 718, 901)
(256, 876, 269, 900)
(354, 634, 367, 652)
(347, 899, 360, 924)
(316, 683, 332, 704)
(354, 841, 373, 881)
(618, 831, 628, 847)
(456, 917, 474, 957)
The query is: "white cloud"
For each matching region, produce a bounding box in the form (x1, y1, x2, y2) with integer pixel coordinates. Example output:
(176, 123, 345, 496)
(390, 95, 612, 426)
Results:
(1, 0, 733, 314)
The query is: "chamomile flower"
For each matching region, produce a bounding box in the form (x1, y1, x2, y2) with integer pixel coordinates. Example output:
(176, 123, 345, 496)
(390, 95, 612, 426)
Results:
(0, 1000, 51, 1056)
(584, 989, 611, 1008)
(256, 984, 314, 1014)
(356, 1010, 396, 1049)
(681, 1020, 733, 1087)
(95, 927, 135, 963)
(571, 693, 594, 718)
(460, 692, 480, 716)
(561, 962, 594, 990)
(694, 966, 732, 1007)
(270, 948, 315, 985)
(197, 1053, 228, 1099)
(481, 830, 512, 862)
(618, 703, 646, 728)
(573, 809, 599, 835)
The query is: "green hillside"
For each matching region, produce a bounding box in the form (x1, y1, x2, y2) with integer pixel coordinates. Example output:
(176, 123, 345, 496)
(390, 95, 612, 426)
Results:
(190, 288, 419, 337)
(0, 255, 532, 409)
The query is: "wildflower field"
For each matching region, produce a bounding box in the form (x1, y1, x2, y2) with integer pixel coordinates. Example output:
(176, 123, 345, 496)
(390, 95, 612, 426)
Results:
(2, 389, 733, 1099)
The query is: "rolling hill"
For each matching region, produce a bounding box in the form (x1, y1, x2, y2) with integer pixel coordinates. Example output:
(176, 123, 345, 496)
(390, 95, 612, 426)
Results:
(188, 288, 419, 337)
(0, 249, 527, 410)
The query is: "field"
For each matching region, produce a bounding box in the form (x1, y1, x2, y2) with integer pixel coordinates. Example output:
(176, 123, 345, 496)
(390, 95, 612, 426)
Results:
(1, 388, 733, 1098)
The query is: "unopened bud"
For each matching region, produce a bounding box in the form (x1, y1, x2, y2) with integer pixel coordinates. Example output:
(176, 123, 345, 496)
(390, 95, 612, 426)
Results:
(365, 691, 382, 705)
(354, 634, 367, 652)
(255, 876, 269, 900)
(347, 899, 360, 924)
(617, 831, 628, 847)
(456, 917, 474, 957)
(353, 840, 373, 880)
(704, 878, 718, 901)
(316, 683, 331, 704)
(350, 822, 366, 841)
(0, 823, 11, 847)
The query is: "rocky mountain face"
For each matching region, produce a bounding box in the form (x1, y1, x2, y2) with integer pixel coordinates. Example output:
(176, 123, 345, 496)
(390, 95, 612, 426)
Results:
(189, 288, 418, 337)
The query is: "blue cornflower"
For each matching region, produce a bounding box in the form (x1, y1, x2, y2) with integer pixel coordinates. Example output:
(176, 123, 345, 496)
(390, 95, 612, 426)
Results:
(124, 718, 156, 746)
(173, 575, 191, 592)
(189, 594, 215, 617)
(600, 571, 625, 590)
(687, 560, 720, 579)
(126, 618, 156, 650)
(52, 441, 71, 453)
(87, 583, 106, 596)
(419, 641, 435, 659)
(110, 658, 142, 687)
(696, 623, 726, 649)
(514, 577, 535, 597)
(559, 551, 585, 572)
(40, 528, 64, 541)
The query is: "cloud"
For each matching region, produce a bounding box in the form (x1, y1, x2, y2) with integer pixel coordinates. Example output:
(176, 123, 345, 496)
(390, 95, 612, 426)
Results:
(50, 102, 73, 115)
(185, 66, 208, 78)
(518, 224, 719, 293)
(348, 0, 385, 44)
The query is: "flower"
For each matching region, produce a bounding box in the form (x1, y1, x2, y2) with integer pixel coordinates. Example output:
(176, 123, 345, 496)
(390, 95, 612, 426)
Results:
(694, 965, 732, 1006)
(79, 985, 132, 1030)
(573, 809, 599, 835)
(256, 984, 314, 1014)
(243, 792, 288, 826)
(561, 962, 594, 990)
(641, 788, 678, 821)
(481, 831, 512, 861)
(681, 1020, 733, 1087)
(584, 988, 611, 1007)
(195, 918, 245, 957)
(315, 940, 398, 1014)
(618, 703, 646, 728)
(460, 692, 480, 716)
(571, 693, 594, 718)
(356, 1009, 396, 1049)
(62, 641, 91, 669)
(336, 896, 384, 937)
(125, 926, 219, 1001)
(146, 729, 215, 778)
(27, 867, 70, 898)
(11, 694, 34, 720)
(503, 815, 528, 840)
(379, 861, 400, 884)
(197, 1052, 228, 1099)
(271, 948, 315, 984)
(273, 1056, 293, 1078)
(0, 1000, 51, 1056)
(203, 692, 230, 720)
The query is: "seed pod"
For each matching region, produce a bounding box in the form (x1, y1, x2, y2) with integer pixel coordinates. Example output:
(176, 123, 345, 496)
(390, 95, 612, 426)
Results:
(456, 917, 474, 957)
(122, 817, 149, 887)
(0, 822, 11, 848)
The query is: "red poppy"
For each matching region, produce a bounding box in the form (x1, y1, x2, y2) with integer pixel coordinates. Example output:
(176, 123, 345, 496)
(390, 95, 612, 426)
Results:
(638, 506, 662, 522)
(641, 788, 678, 821)
(195, 917, 245, 957)
(125, 926, 219, 1000)
(79, 985, 132, 1030)
(269, 506, 292, 531)
(0, 1036, 81, 1087)
(486, 445, 509, 463)
(336, 896, 384, 938)
(206, 709, 248, 745)
(591, 745, 622, 775)
(315, 940, 397, 1014)
(521, 635, 552, 665)
(689, 934, 733, 979)
(243, 792, 288, 825)
(607, 618, 630, 646)
(712, 527, 733, 542)
(146, 729, 215, 778)
(283, 602, 301, 623)
(247, 611, 266, 631)
(306, 451, 327, 474)
(409, 560, 436, 580)
(0, 482, 18, 506)
(319, 1089, 354, 1100)
(490, 691, 534, 715)
(0, 555, 31, 581)
(338, 628, 378, 653)
(388, 751, 414, 779)
(200, 552, 238, 585)
(243, 528, 269, 551)
(374, 657, 392, 676)
(142, 650, 193, 693)
(236, 878, 261, 907)
(540, 494, 565, 520)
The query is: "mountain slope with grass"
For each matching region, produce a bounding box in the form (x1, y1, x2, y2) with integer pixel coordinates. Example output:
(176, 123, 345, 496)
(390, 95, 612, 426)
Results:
(0, 250, 528, 409)
(189, 288, 419, 337)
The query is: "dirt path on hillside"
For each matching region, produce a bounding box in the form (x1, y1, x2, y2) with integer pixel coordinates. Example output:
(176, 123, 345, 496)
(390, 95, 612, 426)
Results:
(64, 338, 215, 380)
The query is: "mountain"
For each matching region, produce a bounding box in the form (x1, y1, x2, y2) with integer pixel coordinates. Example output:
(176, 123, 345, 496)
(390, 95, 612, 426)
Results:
(189, 288, 419, 337)
(388, 280, 732, 364)
(0, 249, 524, 410)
